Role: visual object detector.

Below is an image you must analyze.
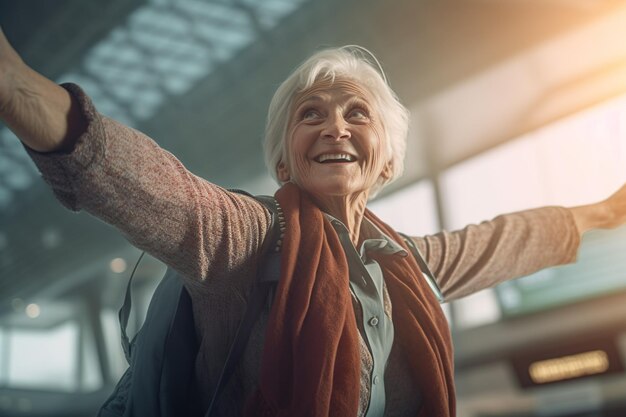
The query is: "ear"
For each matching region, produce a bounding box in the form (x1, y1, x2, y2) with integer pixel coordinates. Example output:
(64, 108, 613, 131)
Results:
(380, 162, 393, 181)
(277, 161, 290, 182)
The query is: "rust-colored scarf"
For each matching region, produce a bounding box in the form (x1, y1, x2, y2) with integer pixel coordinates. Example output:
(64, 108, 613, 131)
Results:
(245, 183, 455, 416)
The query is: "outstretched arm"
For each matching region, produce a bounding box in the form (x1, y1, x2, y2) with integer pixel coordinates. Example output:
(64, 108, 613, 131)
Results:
(1, 26, 270, 286)
(0, 26, 86, 152)
(412, 183, 626, 301)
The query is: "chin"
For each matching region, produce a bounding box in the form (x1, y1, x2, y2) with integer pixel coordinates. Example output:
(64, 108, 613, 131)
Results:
(304, 181, 366, 199)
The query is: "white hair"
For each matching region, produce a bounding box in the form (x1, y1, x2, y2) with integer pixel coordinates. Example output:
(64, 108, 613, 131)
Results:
(263, 46, 410, 198)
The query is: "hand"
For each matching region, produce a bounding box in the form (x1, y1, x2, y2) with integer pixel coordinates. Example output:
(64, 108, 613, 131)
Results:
(0, 26, 26, 115)
(601, 183, 626, 228)
(569, 183, 626, 236)
(0, 25, 86, 152)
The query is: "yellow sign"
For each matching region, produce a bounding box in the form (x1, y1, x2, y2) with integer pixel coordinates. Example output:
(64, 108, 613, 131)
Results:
(529, 350, 609, 384)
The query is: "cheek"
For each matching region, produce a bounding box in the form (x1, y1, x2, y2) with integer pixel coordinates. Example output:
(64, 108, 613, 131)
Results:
(361, 128, 389, 178)
(292, 155, 311, 178)
(285, 127, 313, 178)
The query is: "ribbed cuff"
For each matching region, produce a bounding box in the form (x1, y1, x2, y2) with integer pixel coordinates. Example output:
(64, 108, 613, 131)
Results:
(23, 83, 106, 211)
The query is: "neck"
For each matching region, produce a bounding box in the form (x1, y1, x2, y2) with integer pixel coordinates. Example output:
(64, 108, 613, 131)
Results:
(312, 192, 369, 246)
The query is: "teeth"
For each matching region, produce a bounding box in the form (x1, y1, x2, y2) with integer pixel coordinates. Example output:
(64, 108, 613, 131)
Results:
(316, 153, 355, 163)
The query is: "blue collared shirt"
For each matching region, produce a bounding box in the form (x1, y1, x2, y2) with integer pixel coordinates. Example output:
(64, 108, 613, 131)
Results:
(326, 214, 409, 417)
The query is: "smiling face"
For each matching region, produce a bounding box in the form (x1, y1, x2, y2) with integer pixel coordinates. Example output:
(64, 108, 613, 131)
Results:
(278, 78, 391, 202)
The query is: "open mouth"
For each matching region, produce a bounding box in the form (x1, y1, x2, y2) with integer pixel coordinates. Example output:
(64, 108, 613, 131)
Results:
(314, 153, 357, 164)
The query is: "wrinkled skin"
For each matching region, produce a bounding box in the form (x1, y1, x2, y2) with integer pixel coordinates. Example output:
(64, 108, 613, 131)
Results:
(568, 181, 626, 236)
(278, 78, 392, 243)
(0, 26, 86, 152)
(0, 27, 24, 114)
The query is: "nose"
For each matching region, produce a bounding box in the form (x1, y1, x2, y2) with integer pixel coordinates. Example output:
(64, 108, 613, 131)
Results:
(321, 113, 351, 141)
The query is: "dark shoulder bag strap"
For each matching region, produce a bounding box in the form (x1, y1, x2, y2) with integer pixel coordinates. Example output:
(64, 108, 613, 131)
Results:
(204, 192, 284, 417)
(119, 252, 146, 363)
(398, 232, 445, 303)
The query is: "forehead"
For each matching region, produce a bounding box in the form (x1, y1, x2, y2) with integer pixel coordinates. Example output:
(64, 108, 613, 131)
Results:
(293, 78, 375, 107)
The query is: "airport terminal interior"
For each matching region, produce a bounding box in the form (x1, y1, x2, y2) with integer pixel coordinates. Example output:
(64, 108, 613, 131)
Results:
(1, 0, 626, 416)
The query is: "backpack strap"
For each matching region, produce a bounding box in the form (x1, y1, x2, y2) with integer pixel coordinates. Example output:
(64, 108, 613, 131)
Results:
(115, 190, 284, 417)
(398, 232, 445, 303)
(204, 191, 284, 417)
(119, 252, 145, 363)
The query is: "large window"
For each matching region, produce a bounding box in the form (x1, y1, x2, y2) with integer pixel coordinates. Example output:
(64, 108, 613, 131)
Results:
(368, 180, 439, 236)
(0, 301, 102, 392)
(440, 94, 626, 322)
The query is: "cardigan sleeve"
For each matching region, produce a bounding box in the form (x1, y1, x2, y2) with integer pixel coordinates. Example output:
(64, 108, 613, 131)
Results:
(411, 206, 581, 301)
(24, 83, 271, 284)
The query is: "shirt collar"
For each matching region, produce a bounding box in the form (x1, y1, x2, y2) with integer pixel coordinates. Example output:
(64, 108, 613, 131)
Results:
(323, 213, 408, 263)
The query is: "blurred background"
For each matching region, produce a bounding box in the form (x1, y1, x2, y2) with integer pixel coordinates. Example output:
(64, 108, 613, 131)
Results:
(1, 0, 626, 416)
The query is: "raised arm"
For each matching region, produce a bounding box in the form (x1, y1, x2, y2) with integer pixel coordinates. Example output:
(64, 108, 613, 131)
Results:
(1, 26, 270, 285)
(412, 183, 626, 301)
(0, 27, 86, 152)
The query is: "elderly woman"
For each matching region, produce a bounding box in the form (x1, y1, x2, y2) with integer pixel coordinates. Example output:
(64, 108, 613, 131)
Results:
(1, 27, 625, 417)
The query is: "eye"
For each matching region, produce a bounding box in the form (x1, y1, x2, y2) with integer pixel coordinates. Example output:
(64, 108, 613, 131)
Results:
(300, 108, 322, 121)
(347, 107, 369, 120)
